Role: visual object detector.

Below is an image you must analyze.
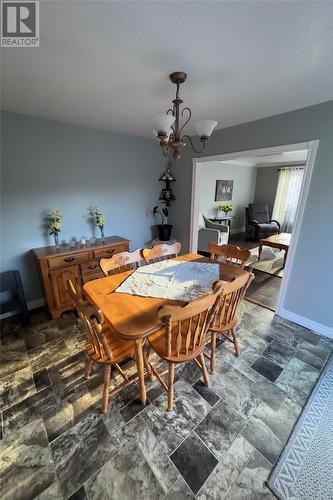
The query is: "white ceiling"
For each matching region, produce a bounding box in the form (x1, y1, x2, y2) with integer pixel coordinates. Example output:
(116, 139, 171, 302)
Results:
(218, 150, 308, 168)
(1, 1, 333, 138)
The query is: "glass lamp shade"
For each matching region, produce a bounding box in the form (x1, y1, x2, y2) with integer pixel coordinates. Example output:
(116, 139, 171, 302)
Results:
(152, 114, 175, 135)
(194, 120, 217, 138)
(153, 128, 172, 142)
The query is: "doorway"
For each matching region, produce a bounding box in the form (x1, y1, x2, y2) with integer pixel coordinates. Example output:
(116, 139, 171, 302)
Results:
(189, 141, 319, 315)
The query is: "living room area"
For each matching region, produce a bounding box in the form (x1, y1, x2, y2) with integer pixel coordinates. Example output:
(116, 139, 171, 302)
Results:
(195, 147, 308, 311)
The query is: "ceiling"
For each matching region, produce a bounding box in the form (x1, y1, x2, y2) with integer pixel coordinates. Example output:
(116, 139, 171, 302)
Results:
(218, 150, 308, 168)
(1, 1, 333, 138)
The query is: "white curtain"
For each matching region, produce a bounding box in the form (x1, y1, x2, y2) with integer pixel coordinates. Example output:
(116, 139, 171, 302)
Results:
(272, 167, 304, 233)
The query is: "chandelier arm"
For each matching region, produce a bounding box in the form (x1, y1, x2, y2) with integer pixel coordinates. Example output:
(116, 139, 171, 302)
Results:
(161, 142, 169, 157)
(179, 107, 192, 136)
(160, 130, 175, 157)
(182, 135, 206, 154)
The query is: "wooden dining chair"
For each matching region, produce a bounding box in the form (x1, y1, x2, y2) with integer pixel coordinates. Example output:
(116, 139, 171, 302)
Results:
(145, 284, 223, 410)
(67, 279, 136, 413)
(142, 242, 181, 264)
(208, 242, 251, 269)
(207, 271, 254, 371)
(100, 248, 143, 276)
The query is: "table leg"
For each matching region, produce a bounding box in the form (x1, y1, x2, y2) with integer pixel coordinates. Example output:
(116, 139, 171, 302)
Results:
(258, 243, 263, 261)
(135, 339, 147, 406)
(283, 249, 288, 268)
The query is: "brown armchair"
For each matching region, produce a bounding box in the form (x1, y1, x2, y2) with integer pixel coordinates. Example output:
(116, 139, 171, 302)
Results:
(245, 203, 280, 240)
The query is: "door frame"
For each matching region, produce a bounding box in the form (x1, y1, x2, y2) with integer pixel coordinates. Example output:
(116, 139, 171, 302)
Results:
(189, 140, 319, 317)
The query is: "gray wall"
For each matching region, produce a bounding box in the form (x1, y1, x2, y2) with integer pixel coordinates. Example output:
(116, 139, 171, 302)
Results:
(1, 112, 163, 303)
(170, 100, 333, 329)
(197, 162, 257, 233)
(253, 166, 279, 215)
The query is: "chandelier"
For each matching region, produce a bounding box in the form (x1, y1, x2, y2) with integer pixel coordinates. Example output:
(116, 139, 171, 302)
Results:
(153, 72, 217, 161)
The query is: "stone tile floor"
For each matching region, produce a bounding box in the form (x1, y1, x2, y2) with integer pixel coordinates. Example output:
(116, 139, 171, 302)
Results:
(1, 301, 332, 499)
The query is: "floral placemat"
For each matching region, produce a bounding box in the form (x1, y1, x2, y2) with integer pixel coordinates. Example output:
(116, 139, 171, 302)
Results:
(115, 259, 220, 301)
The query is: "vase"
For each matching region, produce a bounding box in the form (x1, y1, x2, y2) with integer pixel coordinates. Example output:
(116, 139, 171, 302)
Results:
(54, 233, 60, 248)
(99, 227, 105, 241)
(156, 224, 173, 241)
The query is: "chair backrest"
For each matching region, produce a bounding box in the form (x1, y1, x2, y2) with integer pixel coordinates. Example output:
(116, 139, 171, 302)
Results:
(143, 242, 181, 264)
(202, 215, 225, 231)
(198, 214, 206, 228)
(211, 271, 254, 331)
(208, 243, 250, 269)
(66, 280, 112, 360)
(0, 270, 22, 294)
(100, 248, 142, 276)
(248, 203, 270, 224)
(157, 284, 222, 359)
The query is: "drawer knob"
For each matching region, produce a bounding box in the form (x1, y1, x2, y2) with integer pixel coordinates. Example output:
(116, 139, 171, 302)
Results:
(89, 264, 98, 269)
(64, 257, 75, 262)
(106, 249, 115, 254)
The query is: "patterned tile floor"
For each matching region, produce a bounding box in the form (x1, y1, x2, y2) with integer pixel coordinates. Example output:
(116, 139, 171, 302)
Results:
(1, 301, 332, 500)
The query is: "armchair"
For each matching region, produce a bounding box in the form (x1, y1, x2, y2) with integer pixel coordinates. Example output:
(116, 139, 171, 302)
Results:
(198, 215, 229, 253)
(245, 203, 280, 240)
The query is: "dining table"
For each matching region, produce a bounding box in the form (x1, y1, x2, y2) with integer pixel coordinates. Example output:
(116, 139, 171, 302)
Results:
(83, 252, 246, 406)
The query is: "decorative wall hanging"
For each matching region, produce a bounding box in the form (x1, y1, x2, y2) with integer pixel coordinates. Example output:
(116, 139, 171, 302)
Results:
(215, 180, 233, 202)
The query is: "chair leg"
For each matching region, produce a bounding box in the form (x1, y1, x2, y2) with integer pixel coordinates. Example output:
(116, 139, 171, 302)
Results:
(199, 353, 209, 385)
(231, 327, 240, 357)
(143, 343, 153, 380)
(168, 362, 175, 411)
(210, 331, 216, 373)
(102, 364, 111, 413)
(84, 358, 94, 379)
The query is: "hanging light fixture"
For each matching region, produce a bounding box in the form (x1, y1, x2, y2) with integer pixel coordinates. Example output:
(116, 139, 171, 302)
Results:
(153, 72, 217, 161)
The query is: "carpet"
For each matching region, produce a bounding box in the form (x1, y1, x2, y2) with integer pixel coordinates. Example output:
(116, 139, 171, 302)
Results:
(267, 352, 333, 500)
(247, 246, 285, 277)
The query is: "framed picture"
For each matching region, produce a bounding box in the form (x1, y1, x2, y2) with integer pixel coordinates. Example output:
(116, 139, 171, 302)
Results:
(215, 179, 233, 201)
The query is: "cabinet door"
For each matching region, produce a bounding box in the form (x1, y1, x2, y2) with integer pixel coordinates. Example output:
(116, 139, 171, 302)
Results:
(49, 265, 81, 309)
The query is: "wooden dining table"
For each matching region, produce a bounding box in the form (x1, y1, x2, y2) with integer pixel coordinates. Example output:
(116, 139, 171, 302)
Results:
(84, 253, 246, 405)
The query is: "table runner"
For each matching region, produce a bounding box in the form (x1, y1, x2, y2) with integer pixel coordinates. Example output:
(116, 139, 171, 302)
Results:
(115, 259, 220, 301)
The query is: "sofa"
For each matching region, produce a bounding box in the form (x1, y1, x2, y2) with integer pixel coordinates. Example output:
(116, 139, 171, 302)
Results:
(198, 214, 229, 253)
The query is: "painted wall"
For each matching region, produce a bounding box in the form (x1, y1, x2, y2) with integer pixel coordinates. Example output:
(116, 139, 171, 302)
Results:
(170, 100, 333, 330)
(1, 112, 163, 304)
(197, 162, 257, 234)
(253, 166, 279, 215)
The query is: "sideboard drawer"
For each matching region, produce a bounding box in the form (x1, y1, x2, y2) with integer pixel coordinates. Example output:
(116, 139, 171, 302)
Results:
(93, 244, 127, 260)
(81, 260, 102, 276)
(48, 252, 89, 269)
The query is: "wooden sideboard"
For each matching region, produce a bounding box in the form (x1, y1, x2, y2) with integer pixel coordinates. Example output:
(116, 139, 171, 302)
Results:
(32, 236, 129, 319)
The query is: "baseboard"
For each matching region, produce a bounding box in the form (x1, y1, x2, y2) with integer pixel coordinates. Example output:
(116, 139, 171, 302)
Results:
(278, 308, 333, 340)
(0, 297, 46, 320)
